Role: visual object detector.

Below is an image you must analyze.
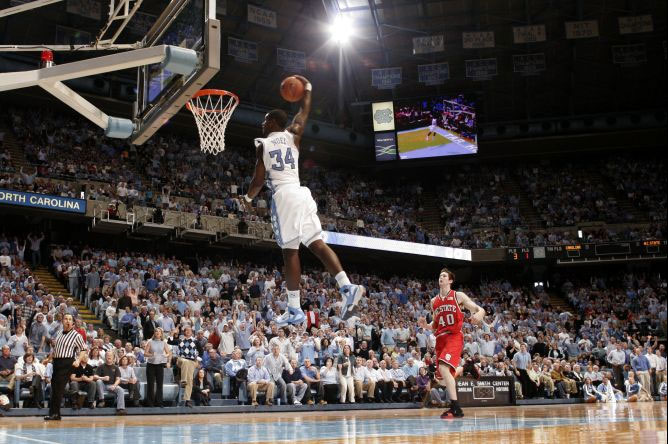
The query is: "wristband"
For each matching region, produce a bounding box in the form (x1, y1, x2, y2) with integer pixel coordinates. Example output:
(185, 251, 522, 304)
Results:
(243, 194, 253, 203)
(305, 82, 312, 92)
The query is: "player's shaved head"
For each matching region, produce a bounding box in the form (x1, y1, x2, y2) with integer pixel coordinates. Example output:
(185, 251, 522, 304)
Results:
(267, 109, 288, 129)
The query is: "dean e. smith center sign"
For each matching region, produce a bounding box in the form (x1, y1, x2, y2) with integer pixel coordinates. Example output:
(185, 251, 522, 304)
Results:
(0, 189, 87, 214)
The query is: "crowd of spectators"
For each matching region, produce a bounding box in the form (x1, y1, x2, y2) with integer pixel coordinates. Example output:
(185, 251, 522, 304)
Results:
(517, 163, 628, 228)
(1, 107, 665, 250)
(0, 234, 665, 411)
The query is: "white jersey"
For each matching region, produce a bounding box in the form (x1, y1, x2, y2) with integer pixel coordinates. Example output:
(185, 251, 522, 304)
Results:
(254, 130, 300, 194)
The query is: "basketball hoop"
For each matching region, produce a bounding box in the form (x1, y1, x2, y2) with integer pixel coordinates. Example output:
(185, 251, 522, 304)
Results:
(186, 89, 239, 155)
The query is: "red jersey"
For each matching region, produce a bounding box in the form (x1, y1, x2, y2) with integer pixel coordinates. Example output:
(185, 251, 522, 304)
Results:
(432, 289, 464, 336)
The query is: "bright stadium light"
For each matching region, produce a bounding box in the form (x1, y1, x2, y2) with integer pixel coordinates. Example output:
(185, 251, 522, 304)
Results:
(329, 15, 353, 44)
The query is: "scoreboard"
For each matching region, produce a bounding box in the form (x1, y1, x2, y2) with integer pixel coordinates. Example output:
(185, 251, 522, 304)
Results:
(507, 240, 666, 262)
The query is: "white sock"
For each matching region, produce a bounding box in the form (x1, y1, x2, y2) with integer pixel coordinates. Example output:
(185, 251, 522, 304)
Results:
(335, 271, 352, 288)
(287, 290, 300, 309)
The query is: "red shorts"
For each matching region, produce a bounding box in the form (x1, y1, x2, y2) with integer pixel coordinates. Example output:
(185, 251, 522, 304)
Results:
(435, 331, 463, 377)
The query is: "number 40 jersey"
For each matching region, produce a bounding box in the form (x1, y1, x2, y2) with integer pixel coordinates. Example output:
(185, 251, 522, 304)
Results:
(432, 289, 464, 336)
(254, 130, 323, 250)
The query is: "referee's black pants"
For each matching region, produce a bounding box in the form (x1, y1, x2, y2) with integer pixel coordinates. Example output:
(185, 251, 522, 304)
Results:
(49, 358, 74, 417)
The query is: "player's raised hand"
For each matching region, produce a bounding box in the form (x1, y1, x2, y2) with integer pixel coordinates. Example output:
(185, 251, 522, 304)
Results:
(417, 316, 428, 329)
(292, 75, 310, 86)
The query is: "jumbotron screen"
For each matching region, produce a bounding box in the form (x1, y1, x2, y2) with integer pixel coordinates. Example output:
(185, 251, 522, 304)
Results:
(394, 94, 478, 160)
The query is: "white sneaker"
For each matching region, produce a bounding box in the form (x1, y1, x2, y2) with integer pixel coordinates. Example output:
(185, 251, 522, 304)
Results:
(340, 284, 365, 320)
(294, 401, 302, 405)
(274, 306, 306, 326)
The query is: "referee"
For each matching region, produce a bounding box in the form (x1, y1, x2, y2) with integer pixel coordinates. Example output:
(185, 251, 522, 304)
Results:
(45, 313, 86, 420)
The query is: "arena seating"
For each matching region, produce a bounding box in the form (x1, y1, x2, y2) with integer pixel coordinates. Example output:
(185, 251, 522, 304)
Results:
(1, 235, 665, 409)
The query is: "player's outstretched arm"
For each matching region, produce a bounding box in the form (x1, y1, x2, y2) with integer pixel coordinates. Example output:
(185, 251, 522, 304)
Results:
(287, 75, 312, 148)
(456, 291, 486, 325)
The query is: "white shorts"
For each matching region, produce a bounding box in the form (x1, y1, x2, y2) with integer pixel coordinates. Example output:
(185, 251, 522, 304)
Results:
(270, 185, 323, 249)
(429, 125, 437, 132)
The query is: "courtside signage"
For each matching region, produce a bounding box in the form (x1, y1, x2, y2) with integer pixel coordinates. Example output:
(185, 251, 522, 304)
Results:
(0, 189, 86, 214)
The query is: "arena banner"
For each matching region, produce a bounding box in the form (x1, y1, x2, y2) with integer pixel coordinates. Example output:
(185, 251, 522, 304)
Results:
(66, 0, 101, 20)
(228, 37, 258, 63)
(412, 35, 444, 54)
(618, 15, 653, 34)
(465, 58, 497, 80)
(565, 20, 599, 39)
(513, 53, 546, 75)
(612, 44, 647, 65)
(417, 62, 450, 85)
(277, 48, 306, 72)
(456, 376, 516, 407)
(462, 31, 495, 49)
(248, 4, 277, 29)
(322, 231, 472, 261)
(0, 189, 86, 214)
(513, 25, 546, 43)
(371, 67, 402, 89)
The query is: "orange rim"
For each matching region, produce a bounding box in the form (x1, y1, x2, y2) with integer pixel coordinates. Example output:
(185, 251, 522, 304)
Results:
(186, 89, 240, 113)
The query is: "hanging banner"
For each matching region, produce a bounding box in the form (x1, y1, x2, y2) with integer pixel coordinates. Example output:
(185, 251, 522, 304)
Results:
(618, 15, 653, 34)
(462, 31, 495, 49)
(465, 58, 497, 80)
(513, 53, 546, 75)
(66, 0, 101, 20)
(612, 44, 647, 65)
(513, 25, 546, 43)
(565, 20, 599, 39)
(371, 67, 402, 89)
(127, 12, 156, 35)
(248, 4, 277, 29)
(412, 35, 444, 54)
(277, 48, 306, 72)
(418, 62, 450, 85)
(228, 37, 258, 63)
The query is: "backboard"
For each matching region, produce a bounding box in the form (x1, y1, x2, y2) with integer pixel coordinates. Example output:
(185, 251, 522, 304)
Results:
(132, 0, 220, 145)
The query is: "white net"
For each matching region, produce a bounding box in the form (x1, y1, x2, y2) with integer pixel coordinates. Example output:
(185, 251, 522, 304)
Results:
(186, 90, 239, 155)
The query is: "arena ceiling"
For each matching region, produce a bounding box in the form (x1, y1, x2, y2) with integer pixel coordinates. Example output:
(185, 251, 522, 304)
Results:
(0, 0, 665, 134)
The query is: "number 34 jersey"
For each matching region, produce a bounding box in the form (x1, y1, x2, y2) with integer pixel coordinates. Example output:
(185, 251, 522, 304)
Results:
(254, 130, 323, 250)
(255, 130, 300, 193)
(432, 289, 464, 336)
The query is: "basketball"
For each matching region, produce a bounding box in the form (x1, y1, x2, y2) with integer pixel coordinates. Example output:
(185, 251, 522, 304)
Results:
(280, 76, 305, 102)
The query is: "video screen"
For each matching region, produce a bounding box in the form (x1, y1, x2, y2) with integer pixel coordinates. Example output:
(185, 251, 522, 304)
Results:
(394, 94, 478, 160)
(374, 132, 397, 162)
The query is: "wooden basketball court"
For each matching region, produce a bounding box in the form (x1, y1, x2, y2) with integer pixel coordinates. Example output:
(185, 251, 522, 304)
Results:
(1, 402, 665, 444)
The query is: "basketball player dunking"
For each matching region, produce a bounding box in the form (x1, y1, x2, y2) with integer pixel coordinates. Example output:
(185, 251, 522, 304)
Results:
(241, 75, 365, 326)
(419, 268, 485, 418)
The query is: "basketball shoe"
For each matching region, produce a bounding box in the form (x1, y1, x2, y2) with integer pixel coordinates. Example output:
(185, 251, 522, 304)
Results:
(340, 284, 366, 320)
(274, 306, 306, 326)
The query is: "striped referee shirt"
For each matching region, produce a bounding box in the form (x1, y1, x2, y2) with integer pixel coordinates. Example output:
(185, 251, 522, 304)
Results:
(53, 328, 86, 359)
